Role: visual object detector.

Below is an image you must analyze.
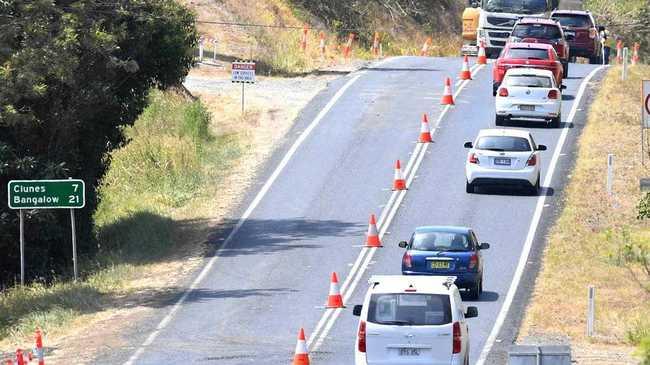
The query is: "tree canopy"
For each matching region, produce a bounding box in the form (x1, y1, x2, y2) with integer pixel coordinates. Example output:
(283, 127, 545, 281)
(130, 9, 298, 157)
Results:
(0, 0, 197, 286)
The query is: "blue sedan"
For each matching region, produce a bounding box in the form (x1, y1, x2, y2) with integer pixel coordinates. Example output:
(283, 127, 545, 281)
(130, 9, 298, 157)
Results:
(399, 226, 490, 300)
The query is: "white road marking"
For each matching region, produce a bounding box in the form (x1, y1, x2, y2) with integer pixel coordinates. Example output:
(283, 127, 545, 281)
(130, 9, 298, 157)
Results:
(308, 63, 486, 351)
(123, 72, 364, 365)
(475, 65, 604, 365)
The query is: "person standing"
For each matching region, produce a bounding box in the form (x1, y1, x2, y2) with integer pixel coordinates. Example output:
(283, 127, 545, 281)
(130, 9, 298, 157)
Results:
(599, 26, 613, 64)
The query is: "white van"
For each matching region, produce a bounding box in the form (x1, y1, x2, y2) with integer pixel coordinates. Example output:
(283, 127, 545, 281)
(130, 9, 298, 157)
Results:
(353, 275, 478, 365)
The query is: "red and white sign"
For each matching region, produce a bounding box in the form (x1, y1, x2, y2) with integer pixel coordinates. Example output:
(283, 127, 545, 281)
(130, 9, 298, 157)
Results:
(641, 80, 650, 128)
(231, 61, 256, 83)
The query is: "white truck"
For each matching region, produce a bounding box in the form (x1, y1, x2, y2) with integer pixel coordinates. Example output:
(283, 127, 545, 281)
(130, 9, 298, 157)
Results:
(461, 0, 560, 57)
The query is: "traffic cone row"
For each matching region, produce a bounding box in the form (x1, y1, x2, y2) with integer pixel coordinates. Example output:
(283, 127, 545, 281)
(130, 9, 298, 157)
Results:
(420, 37, 432, 57)
(372, 32, 381, 59)
(34, 329, 44, 365)
(292, 328, 310, 365)
(5, 330, 44, 365)
(460, 55, 472, 80)
(393, 160, 406, 191)
(616, 39, 623, 65)
(365, 214, 381, 247)
(477, 41, 487, 65)
(419, 113, 432, 143)
(441, 77, 455, 105)
(318, 32, 326, 60)
(632, 43, 640, 65)
(343, 33, 355, 60)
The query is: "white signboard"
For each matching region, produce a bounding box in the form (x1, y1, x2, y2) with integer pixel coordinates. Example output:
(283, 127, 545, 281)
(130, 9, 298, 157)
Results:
(231, 61, 256, 83)
(641, 80, 650, 128)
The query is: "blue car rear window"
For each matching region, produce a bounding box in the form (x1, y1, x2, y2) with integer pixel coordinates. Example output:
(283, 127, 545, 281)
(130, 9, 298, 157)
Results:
(410, 232, 472, 251)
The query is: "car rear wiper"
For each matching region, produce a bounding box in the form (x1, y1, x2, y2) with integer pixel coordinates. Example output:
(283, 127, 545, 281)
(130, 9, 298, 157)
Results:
(380, 320, 413, 326)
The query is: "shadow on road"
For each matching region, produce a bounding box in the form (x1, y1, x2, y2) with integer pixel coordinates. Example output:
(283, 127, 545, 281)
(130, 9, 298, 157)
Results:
(460, 290, 500, 302)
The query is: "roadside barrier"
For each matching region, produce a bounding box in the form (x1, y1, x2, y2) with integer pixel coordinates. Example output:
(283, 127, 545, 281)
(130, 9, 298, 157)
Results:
(343, 33, 355, 60)
(420, 37, 432, 57)
(300, 25, 308, 52)
(292, 328, 310, 365)
(326, 272, 345, 308)
(318, 32, 326, 60)
(460, 55, 472, 80)
(441, 77, 455, 105)
(616, 39, 623, 65)
(372, 32, 380, 59)
(632, 43, 640, 65)
(419, 113, 433, 143)
(477, 41, 487, 65)
(393, 160, 407, 191)
(365, 214, 382, 247)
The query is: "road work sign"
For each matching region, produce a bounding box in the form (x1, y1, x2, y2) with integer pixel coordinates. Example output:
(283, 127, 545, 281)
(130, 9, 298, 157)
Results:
(641, 80, 650, 128)
(8, 179, 85, 209)
(231, 61, 256, 83)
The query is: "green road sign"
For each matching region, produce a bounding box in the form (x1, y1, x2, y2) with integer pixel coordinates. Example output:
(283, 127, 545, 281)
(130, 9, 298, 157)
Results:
(8, 179, 85, 209)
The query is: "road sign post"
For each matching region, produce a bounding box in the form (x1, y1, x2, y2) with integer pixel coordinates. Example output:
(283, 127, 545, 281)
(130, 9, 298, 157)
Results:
(7, 179, 85, 284)
(231, 60, 256, 114)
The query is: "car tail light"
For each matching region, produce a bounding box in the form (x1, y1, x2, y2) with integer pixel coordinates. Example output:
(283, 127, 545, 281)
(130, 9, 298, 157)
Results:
(468, 254, 478, 270)
(468, 153, 480, 164)
(589, 27, 597, 39)
(548, 89, 559, 99)
(498, 88, 509, 97)
(402, 252, 412, 268)
(358, 321, 367, 353)
(453, 322, 462, 354)
(527, 154, 537, 166)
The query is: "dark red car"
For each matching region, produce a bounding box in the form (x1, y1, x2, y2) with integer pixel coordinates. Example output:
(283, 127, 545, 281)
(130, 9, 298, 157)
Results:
(510, 17, 571, 76)
(493, 42, 564, 96)
(551, 10, 601, 64)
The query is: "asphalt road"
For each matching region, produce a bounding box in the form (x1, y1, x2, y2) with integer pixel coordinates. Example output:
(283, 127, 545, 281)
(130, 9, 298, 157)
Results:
(98, 57, 603, 364)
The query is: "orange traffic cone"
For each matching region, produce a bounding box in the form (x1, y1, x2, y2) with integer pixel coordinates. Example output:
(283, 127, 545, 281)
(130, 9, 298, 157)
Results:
(616, 39, 623, 64)
(419, 113, 432, 143)
(420, 37, 432, 57)
(14, 350, 24, 365)
(365, 214, 381, 247)
(292, 328, 310, 365)
(326, 272, 345, 308)
(477, 41, 487, 65)
(318, 32, 326, 60)
(460, 55, 472, 80)
(441, 77, 454, 105)
(34, 328, 44, 365)
(5, 359, 14, 365)
(393, 160, 406, 191)
(632, 43, 640, 65)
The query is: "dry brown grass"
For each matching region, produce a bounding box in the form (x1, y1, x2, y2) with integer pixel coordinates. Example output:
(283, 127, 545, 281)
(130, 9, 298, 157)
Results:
(519, 65, 650, 364)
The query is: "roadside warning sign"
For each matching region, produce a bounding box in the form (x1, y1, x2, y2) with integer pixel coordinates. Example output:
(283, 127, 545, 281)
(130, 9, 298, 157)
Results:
(231, 61, 256, 84)
(643, 80, 650, 128)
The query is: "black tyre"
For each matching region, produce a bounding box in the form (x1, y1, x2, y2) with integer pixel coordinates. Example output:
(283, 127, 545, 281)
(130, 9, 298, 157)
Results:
(466, 181, 474, 194)
(550, 114, 561, 128)
(468, 280, 481, 300)
(562, 61, 569, 77)
(495, 115, 505, 126)
(530, 175, 540, 196)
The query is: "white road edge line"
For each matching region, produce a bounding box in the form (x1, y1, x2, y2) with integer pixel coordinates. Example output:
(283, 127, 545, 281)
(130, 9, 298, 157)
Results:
(309, 64, 485, 352)
(475, 65, 604, 365)
(123, 73, 364, 365)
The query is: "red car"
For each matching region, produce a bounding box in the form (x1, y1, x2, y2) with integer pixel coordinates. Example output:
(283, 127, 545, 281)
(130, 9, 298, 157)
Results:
(493, 42, 564, 96)
(510, 17, 571, 76)
(551, 10, 602, 64)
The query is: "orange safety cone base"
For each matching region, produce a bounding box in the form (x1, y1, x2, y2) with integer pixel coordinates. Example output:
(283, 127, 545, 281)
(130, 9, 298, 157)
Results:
(293, 354, 310, 365)
(393, 179, 407, 191)
(365, 235, 382, 247)
(441, 95, 455, 105)
(326, 296, 345, 308)
(419, 132, 432, 143)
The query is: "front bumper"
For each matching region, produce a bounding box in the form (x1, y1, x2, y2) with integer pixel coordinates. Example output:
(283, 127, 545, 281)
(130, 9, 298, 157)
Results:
(467, 164, 539, 186)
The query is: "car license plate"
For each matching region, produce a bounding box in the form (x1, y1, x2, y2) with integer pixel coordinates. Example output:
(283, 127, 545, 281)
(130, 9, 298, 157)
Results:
(494, 157, 511, 166)
(399, 348, 420, 356)
(520, 105, 535, 111)
(430, 261, 450, 269)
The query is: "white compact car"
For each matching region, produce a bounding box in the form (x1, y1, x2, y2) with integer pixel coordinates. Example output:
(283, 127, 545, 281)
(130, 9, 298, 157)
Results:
(495, 68, 564, 128)
(464, 129, 547, 194)
(353, 275, 478, 365)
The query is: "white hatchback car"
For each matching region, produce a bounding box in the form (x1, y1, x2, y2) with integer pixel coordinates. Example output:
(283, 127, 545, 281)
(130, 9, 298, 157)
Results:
(353, 275, 478, 365)
(495, 68, 564, 128)
(464, 129, 547, 194)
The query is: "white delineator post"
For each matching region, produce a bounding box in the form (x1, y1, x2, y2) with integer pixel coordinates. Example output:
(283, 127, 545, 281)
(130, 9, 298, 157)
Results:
(607, 154, 614, 195)
(587, 285, 595, 337)
(622, 47, 628, 80)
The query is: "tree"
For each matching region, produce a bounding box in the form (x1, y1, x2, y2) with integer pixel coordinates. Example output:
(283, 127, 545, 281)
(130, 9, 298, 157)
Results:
(0, 0, 197, 286)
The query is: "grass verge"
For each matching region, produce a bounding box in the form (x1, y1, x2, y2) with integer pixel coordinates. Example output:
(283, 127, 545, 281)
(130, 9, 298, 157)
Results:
(0, 88, 242, 349)
(519, 65, 650, 362)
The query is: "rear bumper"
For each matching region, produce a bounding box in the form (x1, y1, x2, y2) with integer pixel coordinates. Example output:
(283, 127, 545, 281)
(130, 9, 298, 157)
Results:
(402, 271, 480, 288)
(467, 165, 539, 186)
(470, 177, 537, 187)
(569, 42, 598, 57)
(496, 100, 561, 120)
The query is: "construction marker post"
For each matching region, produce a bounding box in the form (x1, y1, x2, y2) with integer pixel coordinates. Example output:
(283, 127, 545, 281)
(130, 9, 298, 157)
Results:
(198, 36, 204, 62)
(212, 39, 218, 63)
(622, 47, 628, 80)
(587, 285, 595, 337)
(231, 60, 256, 114)
(7, 179, 86, 285)
(607, 154, 614, 195)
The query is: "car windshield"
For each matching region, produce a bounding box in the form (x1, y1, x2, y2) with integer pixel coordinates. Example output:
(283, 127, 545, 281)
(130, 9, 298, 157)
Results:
(506, 48, 550, 60)
(512, 24, 562, 40)
(476, 136, 532, 152)
(552, 14, 591, 28)
(368, 293, 452, 326)
(482, 0, 548, 14)
(505, 75, 553, 87)
(410, 231, 472, 252)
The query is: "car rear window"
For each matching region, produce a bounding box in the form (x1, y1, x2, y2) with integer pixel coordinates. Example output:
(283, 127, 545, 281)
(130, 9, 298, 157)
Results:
(506, 48, 549, 60)
(476, 136, 532, 152)
(552, 14, 592, 28)
(505, 75, 553, 88)
(368, 293, 452, 326)
(410, 231, 472, 251)
(512, 24, 563, 40)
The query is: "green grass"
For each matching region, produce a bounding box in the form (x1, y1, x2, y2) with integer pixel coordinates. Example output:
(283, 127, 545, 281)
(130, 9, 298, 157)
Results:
(1, 88, 242, 346)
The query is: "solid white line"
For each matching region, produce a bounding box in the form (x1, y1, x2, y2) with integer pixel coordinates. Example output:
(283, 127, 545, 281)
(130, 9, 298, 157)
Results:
(308, 64, 485, 352)
(123, 73, 363, 365)
(474, 65, 604, 365)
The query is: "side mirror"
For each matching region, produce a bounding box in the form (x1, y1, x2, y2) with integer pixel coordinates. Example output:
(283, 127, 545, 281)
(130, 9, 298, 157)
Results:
(398, 241, 408, 248)
(479, 242, 490, 250)
(471, 1, 479, 8)
(537, 144, 547, 151)
(353, 305, 363, 316)
(464, 142, 473, 148)
(466, 306, 479, 318)
(560, 85, 567, 90)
